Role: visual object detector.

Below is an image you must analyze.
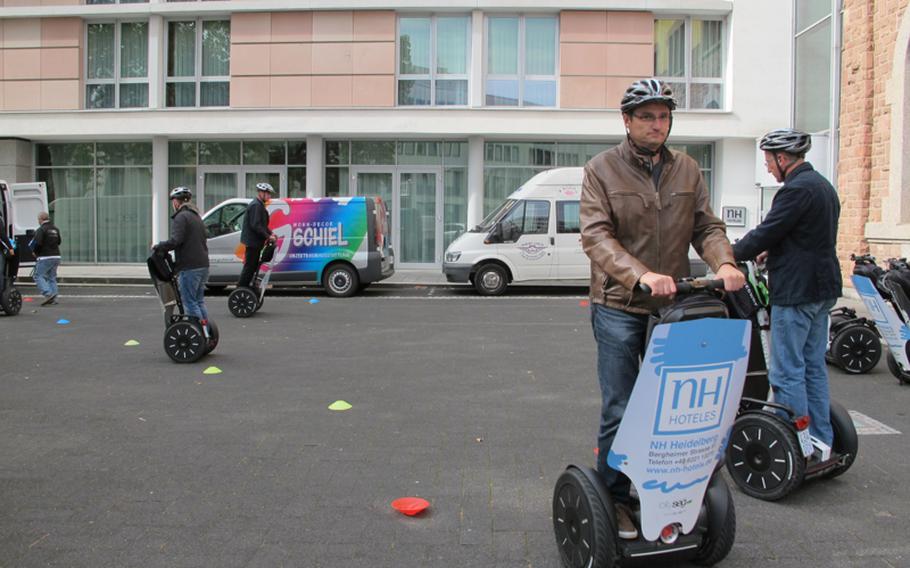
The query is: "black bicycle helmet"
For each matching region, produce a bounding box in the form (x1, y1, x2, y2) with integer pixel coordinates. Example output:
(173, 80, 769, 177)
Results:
(169, 186, 192, 201)
(255, 182, 277, 195)
(759, 129, 812, 156)
(620, 79, 677, 113)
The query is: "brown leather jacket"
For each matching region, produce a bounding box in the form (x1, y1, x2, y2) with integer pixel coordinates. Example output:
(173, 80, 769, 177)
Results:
(580, 140, 735, 314)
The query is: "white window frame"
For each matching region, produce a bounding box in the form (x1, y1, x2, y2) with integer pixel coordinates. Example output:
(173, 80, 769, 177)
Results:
(483, 14, 559, 108)
(84, 20, 149, 110)
(164, 17, 231, 108)
(654, 15, 726, 111)
(396, 14, 471, 107)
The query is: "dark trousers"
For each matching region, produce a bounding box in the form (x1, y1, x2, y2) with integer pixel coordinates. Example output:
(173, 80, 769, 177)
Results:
(238, 244, 263, 289)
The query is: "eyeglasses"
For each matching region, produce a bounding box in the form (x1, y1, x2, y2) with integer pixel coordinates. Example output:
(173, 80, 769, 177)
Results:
(632, 112, 672, 123)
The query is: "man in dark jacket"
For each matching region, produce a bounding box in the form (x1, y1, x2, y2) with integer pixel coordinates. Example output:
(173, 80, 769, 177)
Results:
(237, 182, 277, 289)
(733, 129, 842, 457)
(154, 187, 210, 321)
(31, 211, 62, 306)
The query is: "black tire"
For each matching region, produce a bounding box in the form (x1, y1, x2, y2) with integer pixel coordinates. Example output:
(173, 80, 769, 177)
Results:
(473, 263, 508, 296)
(205, 319, 219, 354)
(323, 263, 359, 298)
(0, 287, 22, 316)
(693, 477, 736, 566)
(164, 321, 207, 363)
(829, 324, 881, 374)
(825, 400, 858, 479)
(553, 467, 616, 568)
(228, 287, 259, 318)
(725, 412, 805, 501)
(886, 351, 910, 384)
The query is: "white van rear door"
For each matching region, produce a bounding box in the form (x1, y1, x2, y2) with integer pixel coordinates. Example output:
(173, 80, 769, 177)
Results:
(554, 199, 589, 279)
(10, 182, 47, 237)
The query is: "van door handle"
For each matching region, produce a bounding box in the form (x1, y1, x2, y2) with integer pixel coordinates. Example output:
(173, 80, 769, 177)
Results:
(550, 237, 555, 245)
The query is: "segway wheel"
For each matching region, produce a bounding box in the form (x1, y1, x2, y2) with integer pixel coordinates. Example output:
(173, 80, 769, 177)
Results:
(825, 400, 859, 479)
(725, 412, 805, 501)
(692, 476, 736, 567)
(228, 287, 258, 318)
(205, 319, 219, 354)
(830, 324, 881, 374)
(164, 321, 207, 363)
(0, 287, 22, 316)
(886, 351, 910, 384)
(553, 467, 615, 568)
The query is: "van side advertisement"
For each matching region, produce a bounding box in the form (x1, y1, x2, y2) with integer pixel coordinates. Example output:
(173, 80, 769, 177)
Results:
(608, 318, 751, 540)
(256, 198, 369, 272)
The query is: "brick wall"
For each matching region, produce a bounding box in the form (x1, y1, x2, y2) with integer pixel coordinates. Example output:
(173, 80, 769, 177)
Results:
(838, 0, 909, 271)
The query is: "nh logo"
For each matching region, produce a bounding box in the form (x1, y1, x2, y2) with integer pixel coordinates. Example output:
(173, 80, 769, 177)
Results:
(654, 363, 733, 435)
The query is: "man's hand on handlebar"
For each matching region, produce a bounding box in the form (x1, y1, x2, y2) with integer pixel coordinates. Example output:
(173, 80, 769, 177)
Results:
(639, 272, 677, 297)
(716, 263, 746, 292)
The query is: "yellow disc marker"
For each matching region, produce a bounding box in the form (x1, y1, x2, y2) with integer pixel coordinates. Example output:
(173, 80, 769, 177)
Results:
(124, 340, 140, 346)
(203, 366, 223, 375)
(328, 400, 352, 411)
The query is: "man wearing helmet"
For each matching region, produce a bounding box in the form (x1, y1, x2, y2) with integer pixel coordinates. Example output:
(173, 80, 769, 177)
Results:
(154, 187, 210, 322)
(580, 78, 745, 539)
(238, 182, 278, 290)
(733, 129, 842, 460)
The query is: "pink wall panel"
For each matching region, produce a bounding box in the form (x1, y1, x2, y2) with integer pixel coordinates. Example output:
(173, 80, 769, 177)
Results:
(231, 76, 270, 107)
(560, 76, 606, 109)
(311, 43, 352, 75)
(604, 43, 654, 77)
(3, 48, 40, 80)
(40, 79, 79, 109)
(231, 43, 271, 76)
(3, 80, 41, 110)
(352, 75, 393, 106)
(559, 11, 607, 43)
(312, 11, 353, 42)
(271, 12, 312, 43)
(353, 11, 395, 42)
(270, 43, 312, 76)
(41, 18, 81, 48)
(40, 47, 79, 80)
(606, 11, 653, 44)
(270, 75, 312, 107)
(311, 75, 352, 106)
(559, 43, 608, 76)
(352, 42, 394, 75)
(232, 13, 271, 44)
(3, 19, 41, 48)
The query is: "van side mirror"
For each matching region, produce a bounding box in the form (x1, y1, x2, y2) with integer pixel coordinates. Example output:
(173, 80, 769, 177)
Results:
(485, 223, 503, 244)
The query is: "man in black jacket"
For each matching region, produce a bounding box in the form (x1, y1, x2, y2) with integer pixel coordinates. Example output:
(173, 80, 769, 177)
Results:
(733, 129, 842, 457)
(154, 187, 210, 322)
(31, 211, 62, 306)
(237, 182, 277, 289)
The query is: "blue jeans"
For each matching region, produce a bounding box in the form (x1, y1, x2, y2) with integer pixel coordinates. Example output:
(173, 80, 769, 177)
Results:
(591, 304, 649, 503)
(34, 257, 60, 298)
(769, 299, 837, 445)
(178, 267, 209, 322)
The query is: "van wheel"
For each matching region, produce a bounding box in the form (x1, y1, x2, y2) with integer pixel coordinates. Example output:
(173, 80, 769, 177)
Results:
(324, 264, 360, 298)
(473, 264, 508, 296)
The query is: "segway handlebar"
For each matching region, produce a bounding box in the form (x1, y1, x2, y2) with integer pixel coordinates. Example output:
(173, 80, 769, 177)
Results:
(639, 278, 725, 296)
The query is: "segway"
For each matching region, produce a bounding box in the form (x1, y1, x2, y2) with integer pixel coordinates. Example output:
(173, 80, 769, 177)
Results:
(148, 249, 219, 363)
(851, 255, 910, 385)
(0, 250, 22, 316)
(723, 261, 858, 501)
(228, 241, 276, 318)
(554, 279, 746, 568)
(825, 254, 883, 374)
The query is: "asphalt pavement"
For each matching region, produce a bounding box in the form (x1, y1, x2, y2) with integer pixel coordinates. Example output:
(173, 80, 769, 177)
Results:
(1, 285, 908, 568)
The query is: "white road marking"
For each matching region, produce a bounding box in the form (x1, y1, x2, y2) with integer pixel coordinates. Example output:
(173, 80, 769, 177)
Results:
(849, 410, 902, 435)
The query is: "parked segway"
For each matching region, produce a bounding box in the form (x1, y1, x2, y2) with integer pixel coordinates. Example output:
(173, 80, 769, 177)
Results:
(228, 240, 276, 318)
(0, 248, 22, 316)
(148, 249, 219, 363)
(723, 261, 858, 501)
(850, 255, 910, 384)
(825, 254, 883, 374)
(554, 279, 747, 568)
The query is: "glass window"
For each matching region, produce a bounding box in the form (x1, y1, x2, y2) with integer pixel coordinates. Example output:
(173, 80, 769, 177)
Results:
(398, 15, 470, 106)
(36, 142, 152, 263)
(522, 200, 550, 234)
(794, 7, 832, 133)
(654, 18, 724, 110)
(486, 16, 557, 107)
(288, 141, 307, 165)
(85, 22, 149, 109)
(557, 201, 581, 233)
(199, 141, 240, 165)
(168, 141, 197, 166)
(288, 167, 307, 197)
(242, 141, 286, 165)
(352, 141, 396, 165)
(796, 0, 832, 30)
(166, 19, 230, 107)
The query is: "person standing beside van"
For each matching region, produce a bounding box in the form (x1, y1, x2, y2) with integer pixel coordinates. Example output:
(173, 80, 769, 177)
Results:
(31, 211, 62, 306)
(580, 79, 745, 540)
(237, 182, 277, 290)
(154, 187, 210, 322)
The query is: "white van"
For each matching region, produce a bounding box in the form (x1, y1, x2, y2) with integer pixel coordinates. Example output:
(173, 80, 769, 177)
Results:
(1, 180, 48, 267)
(442, 167, 707, 295)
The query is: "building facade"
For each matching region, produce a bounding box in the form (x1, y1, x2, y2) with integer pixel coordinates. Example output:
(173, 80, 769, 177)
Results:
(838, 0, 910, 266)
(0, 1, 794, 267)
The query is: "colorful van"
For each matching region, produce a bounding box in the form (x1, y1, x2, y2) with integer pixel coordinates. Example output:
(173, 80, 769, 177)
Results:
(204, 196, 394, 297)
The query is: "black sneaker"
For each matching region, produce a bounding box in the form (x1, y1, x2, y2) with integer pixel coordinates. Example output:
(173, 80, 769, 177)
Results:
(41, 294, 57, 306)
(615, 503, 639, 540)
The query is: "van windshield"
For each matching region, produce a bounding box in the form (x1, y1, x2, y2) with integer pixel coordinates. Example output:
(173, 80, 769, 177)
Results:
(471, 199, 518, 233)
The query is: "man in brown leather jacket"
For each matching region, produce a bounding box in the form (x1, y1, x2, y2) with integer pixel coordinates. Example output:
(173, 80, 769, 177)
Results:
(580, 79, 745, 540)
